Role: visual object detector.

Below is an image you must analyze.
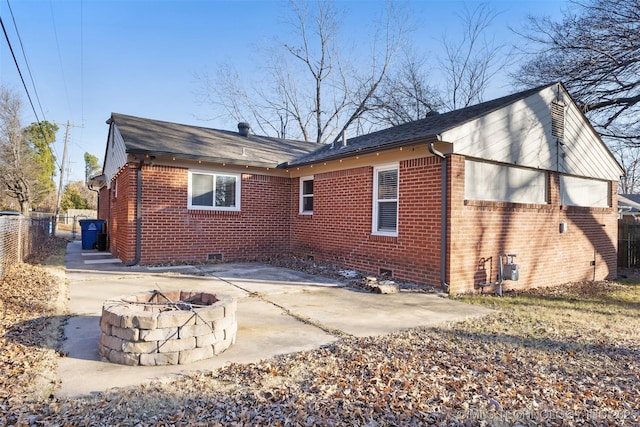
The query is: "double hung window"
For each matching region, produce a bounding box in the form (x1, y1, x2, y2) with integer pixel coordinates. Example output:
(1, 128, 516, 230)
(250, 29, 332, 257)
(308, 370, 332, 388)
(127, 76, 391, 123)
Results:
(373, 165, 398, 236)
(300, 176, 314, 214)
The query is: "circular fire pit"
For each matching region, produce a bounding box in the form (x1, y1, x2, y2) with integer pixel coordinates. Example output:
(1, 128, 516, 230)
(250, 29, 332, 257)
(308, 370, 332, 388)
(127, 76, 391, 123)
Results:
(98, 290, 237, 366)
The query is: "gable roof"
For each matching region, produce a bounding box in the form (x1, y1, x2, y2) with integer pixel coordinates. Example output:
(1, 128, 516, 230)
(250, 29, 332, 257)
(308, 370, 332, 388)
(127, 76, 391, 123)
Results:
(286, 84, 551, 167)
(109, 113, 320, 168)
(106, 83, 622, 181)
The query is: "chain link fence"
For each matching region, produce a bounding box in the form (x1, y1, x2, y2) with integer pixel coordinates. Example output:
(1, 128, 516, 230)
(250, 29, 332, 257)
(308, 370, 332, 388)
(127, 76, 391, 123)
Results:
(0, 215, 51, 280)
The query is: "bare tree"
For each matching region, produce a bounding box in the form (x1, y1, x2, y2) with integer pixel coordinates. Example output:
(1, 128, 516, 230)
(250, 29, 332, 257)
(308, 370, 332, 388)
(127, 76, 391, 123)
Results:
(514, 0, 640, 145)
(439, 4, 506, 110)
(611, 141, 640, 194)
(363, 3, 503, 128)
(0, 87, 32, 214)
(367, 53, 443, 127)
(198, 0, 408, 144)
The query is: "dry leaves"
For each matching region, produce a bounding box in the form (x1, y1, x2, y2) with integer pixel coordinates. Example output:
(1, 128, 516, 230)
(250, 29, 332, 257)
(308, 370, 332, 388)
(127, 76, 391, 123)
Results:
(0, 263, 65, 421)
(2, 244, 640, 426)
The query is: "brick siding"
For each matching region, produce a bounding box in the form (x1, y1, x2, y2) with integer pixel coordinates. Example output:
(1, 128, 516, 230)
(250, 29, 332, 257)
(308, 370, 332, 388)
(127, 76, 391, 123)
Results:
(447, 154, 618, 293)
(290, 154, 617, 293)
(109, 164, 138, 262)
(101, 154, 618, 293)
(290, 157, 443, 285)
(112, 165, 293, 265)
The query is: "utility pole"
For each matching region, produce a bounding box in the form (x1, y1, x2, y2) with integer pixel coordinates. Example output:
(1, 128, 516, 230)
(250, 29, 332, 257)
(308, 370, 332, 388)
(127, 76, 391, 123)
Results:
(52, 121, 81, 236)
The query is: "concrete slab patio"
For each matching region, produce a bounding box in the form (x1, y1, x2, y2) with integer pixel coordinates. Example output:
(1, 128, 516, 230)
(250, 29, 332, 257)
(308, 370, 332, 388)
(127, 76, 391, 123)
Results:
(57, 240, 492, 397)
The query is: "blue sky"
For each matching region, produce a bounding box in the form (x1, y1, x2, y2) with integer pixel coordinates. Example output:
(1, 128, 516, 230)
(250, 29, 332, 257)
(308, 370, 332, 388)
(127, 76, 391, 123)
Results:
(0, 0, 567, 184)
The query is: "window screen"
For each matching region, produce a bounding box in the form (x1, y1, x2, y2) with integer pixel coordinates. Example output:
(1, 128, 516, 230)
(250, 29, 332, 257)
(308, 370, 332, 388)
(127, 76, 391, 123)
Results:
(192, 173, 214, 206)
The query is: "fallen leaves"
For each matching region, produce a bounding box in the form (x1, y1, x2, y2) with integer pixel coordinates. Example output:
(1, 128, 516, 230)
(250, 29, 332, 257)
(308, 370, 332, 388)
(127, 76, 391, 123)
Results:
(0, 262, 65, 423)
(3, 247, 640, 425)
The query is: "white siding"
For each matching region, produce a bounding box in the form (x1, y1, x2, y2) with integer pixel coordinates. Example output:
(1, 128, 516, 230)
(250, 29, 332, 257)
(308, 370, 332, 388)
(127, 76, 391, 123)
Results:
(560, 100, 622, 182)
(441, 84, 623, 181)
(103, 125, 128, 188)
(464, 160, 547, 204)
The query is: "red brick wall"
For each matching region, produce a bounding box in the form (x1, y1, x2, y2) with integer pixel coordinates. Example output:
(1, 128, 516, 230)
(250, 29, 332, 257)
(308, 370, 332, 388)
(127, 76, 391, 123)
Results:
(290, 157, 443, 284)
(104, 155, 618, 293)
(290, 154, 617, 293)
(447, 154, 618, 293)
(108, 164, 139, 262)
(134, 165, 292, 265)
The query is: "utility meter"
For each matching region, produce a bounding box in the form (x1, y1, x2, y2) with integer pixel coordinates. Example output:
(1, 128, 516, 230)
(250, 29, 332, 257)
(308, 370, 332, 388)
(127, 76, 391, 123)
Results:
(502, 254, 519, 281)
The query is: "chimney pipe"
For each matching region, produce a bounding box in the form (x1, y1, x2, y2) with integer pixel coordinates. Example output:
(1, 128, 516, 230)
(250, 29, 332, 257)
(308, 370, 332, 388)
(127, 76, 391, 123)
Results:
(238, 122, 250, 137)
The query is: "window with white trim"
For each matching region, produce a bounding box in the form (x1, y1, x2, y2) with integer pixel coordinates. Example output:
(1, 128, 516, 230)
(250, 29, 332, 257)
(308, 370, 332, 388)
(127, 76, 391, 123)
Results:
(373, 165, 399, 236)
(300, 176, 314, 214)
(188, 171, 240, 211)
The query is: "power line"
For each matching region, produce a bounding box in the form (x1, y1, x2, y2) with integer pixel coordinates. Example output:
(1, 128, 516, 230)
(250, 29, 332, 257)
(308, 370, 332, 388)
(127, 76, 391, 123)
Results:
(1, 3, 61, 172)
(5, 0, 47, 123)
(0, 15, 42, 125)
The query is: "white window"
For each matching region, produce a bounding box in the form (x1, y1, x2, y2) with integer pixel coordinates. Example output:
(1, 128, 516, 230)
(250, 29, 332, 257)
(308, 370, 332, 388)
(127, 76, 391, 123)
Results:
(560, 175, 609, 207)
(372, 164, 399, 236)
(300, 176, 314, 214)
(464, 160, 547, 204)
(188, 171, 240, 211)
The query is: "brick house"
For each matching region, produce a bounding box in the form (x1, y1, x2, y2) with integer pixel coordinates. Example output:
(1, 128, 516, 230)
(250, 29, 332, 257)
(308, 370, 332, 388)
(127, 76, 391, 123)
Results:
(94, 83, 623, 293)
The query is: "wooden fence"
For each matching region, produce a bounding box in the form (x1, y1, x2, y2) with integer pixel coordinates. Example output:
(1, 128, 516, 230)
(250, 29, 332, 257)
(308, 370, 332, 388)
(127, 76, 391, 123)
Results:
(618, 222, 640, 268)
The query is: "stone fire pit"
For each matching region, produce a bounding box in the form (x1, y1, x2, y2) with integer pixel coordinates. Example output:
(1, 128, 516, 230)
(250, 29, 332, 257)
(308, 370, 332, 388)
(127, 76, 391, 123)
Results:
(98, 290, 237, 366)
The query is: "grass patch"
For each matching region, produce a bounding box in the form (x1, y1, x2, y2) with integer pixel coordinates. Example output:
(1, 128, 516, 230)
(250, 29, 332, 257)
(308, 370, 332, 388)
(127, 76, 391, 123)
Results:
(453, 280, 640, 357)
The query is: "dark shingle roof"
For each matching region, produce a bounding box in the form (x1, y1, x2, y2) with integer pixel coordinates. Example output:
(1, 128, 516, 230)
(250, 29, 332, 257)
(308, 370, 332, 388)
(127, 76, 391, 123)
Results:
(286, 83, 555, 167)
(111, 113, 320, 168)
(111, 83, 556, 170)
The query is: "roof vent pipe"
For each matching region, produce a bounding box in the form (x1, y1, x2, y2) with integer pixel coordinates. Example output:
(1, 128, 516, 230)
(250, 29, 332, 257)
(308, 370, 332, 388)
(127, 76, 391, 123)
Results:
(342, 131, 347, 147)
(238, 122, 251, 137)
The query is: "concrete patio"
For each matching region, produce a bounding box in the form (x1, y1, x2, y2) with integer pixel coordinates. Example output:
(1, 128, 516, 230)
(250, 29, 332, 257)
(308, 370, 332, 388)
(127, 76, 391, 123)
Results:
(57, 240, 492, 397)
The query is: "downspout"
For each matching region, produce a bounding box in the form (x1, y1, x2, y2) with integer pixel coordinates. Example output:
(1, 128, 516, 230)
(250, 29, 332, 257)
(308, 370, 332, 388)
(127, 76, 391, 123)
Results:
(428, 138, 450, 293)
(125, 159, 143, 266)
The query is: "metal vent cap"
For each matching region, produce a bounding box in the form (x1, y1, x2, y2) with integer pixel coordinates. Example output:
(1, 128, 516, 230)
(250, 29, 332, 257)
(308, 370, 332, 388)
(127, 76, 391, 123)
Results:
(238, 122, 251, 137)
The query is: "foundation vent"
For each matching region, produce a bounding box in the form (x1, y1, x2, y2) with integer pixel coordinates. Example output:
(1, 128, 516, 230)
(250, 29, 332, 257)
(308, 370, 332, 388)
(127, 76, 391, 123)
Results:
(379, 268, 393, 278)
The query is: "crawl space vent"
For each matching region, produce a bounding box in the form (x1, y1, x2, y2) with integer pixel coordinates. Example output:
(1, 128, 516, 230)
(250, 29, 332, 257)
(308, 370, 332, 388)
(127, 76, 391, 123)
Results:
(208, 253, 223, 261)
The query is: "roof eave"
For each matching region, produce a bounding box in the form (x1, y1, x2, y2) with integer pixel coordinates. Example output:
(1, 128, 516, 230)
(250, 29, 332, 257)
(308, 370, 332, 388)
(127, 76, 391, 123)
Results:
(127, 149, 280, 169)
(284, 135, 439, 168)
